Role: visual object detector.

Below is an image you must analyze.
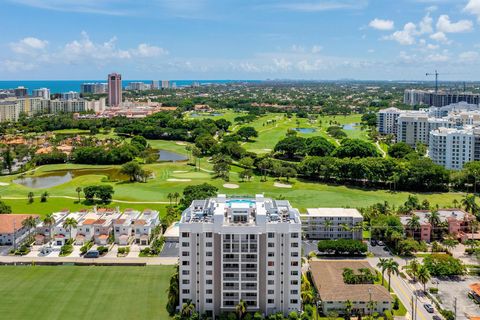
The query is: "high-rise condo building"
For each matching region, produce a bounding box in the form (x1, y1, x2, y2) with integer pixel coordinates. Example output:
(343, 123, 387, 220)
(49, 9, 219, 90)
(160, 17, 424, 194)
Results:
(108, 73, 122, 107)
(179, 194, 302, 318)
(32, 88, 50, 100)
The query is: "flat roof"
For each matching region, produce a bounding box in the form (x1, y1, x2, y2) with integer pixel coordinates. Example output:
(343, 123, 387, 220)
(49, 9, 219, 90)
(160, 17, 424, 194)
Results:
(304, 208, 362, 218)
(310, 260, 392, 303)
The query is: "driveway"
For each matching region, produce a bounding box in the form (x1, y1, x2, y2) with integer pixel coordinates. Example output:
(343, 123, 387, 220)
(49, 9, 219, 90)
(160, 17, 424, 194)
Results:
(160, 241, 179, 257)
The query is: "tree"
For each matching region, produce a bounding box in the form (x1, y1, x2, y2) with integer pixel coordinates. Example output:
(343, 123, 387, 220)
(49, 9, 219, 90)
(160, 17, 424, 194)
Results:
(274, 136, 306, 159)
(403, 259, 420, 281)
(166, 265, 180, 316)
(423, 254, 466, 276)
(0, 201, 12, 214)
(43, 213, 55, 243)
(406, 215, 421, 238)
(180, 183, 218, 208)
(75, 187, 82, 202)
(333, 139, 380, 158)
(305, 136, 335, 156)
(417, 265, 431, 292)
(237, 126, 258, 141)
(40, 191, 49, 203)
(2, 148, 13, 174)
(173, 192, 180, 205)
(21, 215, 37, 242)
(426, 210, 441, 240)
(120, 161, 143, 182)
(63, 217, 78, 239)
(461, 194, 478, 214)
(235, 299, 247, 320)
(344, 300, 353, 320)
(212, 154, 231, 181)
(215, 118, 232, 132)
(388, 142, 415, 159)
(27, 192, 34, 204)
(96, 185, 114, 203)
(239, 169, 253, 182)
(180, 300, 196, 319)
(385, 258, 399, 291)
(377, 258, 388, 286)
(282, 167, 297, 182)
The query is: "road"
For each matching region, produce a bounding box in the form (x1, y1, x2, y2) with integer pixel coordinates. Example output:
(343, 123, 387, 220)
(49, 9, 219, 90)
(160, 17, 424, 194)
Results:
(368, 250, 438, 320)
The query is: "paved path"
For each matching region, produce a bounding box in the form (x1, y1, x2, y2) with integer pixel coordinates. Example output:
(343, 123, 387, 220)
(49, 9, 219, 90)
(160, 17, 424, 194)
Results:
(376, 141, 387, 157)
(0, 195, 170, 204)
(0, 255, 178, 265)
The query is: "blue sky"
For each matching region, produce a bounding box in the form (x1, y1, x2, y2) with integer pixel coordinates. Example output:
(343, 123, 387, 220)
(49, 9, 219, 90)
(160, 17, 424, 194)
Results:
(1, 0, 480, 80)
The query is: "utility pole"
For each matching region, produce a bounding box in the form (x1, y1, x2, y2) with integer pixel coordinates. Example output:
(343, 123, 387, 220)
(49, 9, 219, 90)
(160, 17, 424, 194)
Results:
(454, 297, 457, 320)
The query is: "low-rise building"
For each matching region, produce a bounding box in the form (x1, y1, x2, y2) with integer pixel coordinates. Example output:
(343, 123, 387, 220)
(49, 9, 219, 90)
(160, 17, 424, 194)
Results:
(0, 214, 40, 246)
(113, 209, 142, 245)
(310, 260, 392, 316)
(35, 210, 70, 245)
(133, 209, 160, 245)
(301, 208, 363, 240)
(401, 209, 474, 242)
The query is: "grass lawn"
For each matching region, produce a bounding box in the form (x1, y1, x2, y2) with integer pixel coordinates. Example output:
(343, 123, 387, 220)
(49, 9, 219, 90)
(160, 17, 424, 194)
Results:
(0, 265, 175, 320)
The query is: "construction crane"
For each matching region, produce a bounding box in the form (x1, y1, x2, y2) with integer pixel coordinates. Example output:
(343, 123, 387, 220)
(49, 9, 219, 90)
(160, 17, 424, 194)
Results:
(426, 70, 440, 93)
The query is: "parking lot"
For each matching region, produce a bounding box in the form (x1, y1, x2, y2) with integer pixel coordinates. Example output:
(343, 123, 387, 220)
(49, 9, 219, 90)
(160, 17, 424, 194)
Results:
(435, 276, 480, 320)
(160, 241, 179, 257)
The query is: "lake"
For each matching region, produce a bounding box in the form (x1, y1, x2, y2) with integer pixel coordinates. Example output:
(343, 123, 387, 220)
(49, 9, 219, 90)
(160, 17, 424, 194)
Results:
(343, 123, 357, 131)
(294, 128, 316, 133)
(13, 168, 126, 189)
(158, 150, 188, 162)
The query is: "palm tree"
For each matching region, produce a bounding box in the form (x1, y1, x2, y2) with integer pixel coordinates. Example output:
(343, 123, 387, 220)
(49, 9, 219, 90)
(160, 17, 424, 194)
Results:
(417, 265, 431, 293)
(461, 194, 478, 214)
(173, 192, 180, 205)
(452, 199, 459, 208)
(406, 215, 421, 239)
(75, 187, 82, 202)
(22, 215, 37, 243)
(403, 258, 420, 281)
(323, 219, 333, 237)
(344, 300, 353, 320)
(27, 191, 34, 204)
(385, 258, 399, 292)
(377, 258, 388, 286)
(167, 193, 173, 206)
(42, 213, 55, 244)
(426, 210, 441, 241)
(235, 299, 247, 320)
(301, 289, 314, 308)
(166, 265, 179, 316)
(63, 217, 78, 240)
(180, 300, 195, 319)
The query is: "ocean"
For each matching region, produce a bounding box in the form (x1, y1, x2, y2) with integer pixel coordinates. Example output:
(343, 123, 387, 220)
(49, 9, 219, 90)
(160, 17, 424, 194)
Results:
(0, 80, 260, 94)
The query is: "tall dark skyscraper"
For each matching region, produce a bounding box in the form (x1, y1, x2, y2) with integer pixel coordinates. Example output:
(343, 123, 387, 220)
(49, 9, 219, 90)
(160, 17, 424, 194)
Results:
(108, 73, 122, 107)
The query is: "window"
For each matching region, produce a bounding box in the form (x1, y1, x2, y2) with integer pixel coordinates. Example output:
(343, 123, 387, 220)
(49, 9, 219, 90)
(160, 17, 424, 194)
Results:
(182, 280, 190, 284)
(182, 232, 190, 237)
(182, 270, 190, 275)
(268, 290, 274, 294)
(268, 233, 275, 238)
(268, 252, 274, 257)
(290, 299, 298, 304)
(206, 251, 212, 257)
(268, 299, 274, 304)
(206, 270, 213, 275)
(182, 261, 190, 266)
(268, 261, 274, 267)
(291, 233, 299, 238)
(268, 280, 274, 285)
(182, 289, 190, 294)
(206, 280, 213, 285)
(268, 271, 274, 276)
(206, 261, 213, 266)
(206, 242, 212, 247)
(206, 289, 213, 294)
(182, 242, 189, 247)
(268, 242, 275, 248)
(206, 298, 213, 303)
(206, 232, 212, 238)
(291, 242, 298, 248)
(182, 251, 189, 257)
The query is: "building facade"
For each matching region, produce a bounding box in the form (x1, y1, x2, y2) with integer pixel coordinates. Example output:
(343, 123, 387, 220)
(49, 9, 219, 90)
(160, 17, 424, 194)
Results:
(179, 194, 302, 317)
(301, 208, 363, 240)
(377, 107, 403, 135)
(108, 73, 122, 107)
(429, 127, 475, 170)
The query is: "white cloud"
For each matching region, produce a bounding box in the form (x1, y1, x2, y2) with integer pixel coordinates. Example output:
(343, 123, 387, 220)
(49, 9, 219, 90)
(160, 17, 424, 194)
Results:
(464, 0, 480, 23)
(419, 13, 433, 34)
(133, 43, 168, 57)
(459, 51, 479, 62)
(311, 45, 323, 54)
(369, 18, 394, 31)
(274, 0, 367, 12)
(427, 53, 449, 62)
(384, 22, 417, 45)
(436, 15, 473, 33)
(430, 31, 450, 44)
(9, 37, 48, 55)
(0, 59, 36, 72)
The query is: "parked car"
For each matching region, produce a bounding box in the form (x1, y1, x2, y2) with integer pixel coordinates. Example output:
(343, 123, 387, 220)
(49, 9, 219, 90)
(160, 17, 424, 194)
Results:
(432, 315, 441, 320)
(424, 304, 434, 313)
(370, 239, 377, 246)
(40, 246, 52, 255)
(377, 240, 385, 246)
(84, 250, 100, 258)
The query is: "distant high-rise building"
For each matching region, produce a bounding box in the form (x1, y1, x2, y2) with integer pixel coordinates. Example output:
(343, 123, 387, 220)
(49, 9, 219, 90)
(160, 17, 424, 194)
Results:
(14, 87, 28, 98)
(32, 88, 50, 100)
(108, 73, 122, 107)
(161, 80, 170, 89)
(61, 91, 80, 101)
(81, 83, 107, 94)
(151, 80, 159, 90)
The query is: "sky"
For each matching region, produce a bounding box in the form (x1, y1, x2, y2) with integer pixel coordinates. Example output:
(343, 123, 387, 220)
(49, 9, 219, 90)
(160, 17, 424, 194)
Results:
(1, 0, 480, 80)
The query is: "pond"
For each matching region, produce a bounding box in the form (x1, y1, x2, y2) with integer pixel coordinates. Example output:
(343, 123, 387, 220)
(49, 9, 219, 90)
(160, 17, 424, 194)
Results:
(13, 168, 126, 189)
(294, 128, 316, 133)
(343, 123, 357, 131)
(190, 112, 223, 118)
(158, 150, 188, 162)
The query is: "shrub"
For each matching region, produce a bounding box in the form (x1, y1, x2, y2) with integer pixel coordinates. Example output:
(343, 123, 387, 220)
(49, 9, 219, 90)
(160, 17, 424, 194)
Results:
(393, 297, 400, 310)
(317, 239, 367, 255)
(97, 246, 109, 255)
(80, 241, 93, 255)
(118, 247, 130, 255)
(429, 287, 439, 294)
(60, 244, 73, 256)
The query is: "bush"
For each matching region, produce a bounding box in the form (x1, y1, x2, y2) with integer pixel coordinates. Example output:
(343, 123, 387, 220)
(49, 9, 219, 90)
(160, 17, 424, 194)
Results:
(80, 241, 93, 255)
(317, 239, 367, 255)
(393, 296, 400, 310)
(60, 244, 73, 256)
(429, 287, 439, 294)
(117, 247, 130, 255)
(97, 246, 109, 255)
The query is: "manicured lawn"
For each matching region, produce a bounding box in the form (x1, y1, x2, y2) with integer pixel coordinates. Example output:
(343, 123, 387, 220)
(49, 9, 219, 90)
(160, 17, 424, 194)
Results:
(0, 265, 175, 320)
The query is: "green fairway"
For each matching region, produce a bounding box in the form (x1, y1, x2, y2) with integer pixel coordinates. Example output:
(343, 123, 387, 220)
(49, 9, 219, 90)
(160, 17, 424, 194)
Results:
(0, 265, 175, 320)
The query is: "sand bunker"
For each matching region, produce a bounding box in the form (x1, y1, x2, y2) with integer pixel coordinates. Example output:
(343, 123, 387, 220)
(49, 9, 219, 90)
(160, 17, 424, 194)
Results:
(173, 171, 188, 173)
(223, 183, 239, 189)
(0, 182, 9, 186)
(167, 178, 192, 182)
(176, 141, 187, 146)
(274, 182, 292, 188)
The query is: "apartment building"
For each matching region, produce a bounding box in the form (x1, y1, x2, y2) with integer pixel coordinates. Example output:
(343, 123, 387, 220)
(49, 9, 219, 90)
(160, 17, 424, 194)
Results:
(178, 194, 302, 318)
(404, 89, 480, 107)
(108, 73, 122, 107)
(80, 83, 107, 94)
(377, 107, 403, 135)
(429, 127, 475, 170)
(32, 88, 50, 100)
(0, 100, 21, 122)
(396, 112, 430, 146)
(301, 208, 363, 240)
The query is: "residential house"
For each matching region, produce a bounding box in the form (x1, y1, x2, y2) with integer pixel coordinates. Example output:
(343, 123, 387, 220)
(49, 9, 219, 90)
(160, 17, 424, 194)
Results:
(0, 214, 40, 246)
(134, 209, 160, 245)
(75, 210, 103, 245)
(35, 210, 70, 245)
(113, 209, 141, 245)
(93, 208, 121, 245)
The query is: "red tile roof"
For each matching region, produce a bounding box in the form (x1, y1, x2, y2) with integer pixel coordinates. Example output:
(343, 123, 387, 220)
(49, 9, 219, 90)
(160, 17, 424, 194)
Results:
(134, 220, 146, 226)
(0, 214, 39, 234)
(93, 219, 106, 225)
(82, 219, 96, 225)
(98, 234, 108, 240)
